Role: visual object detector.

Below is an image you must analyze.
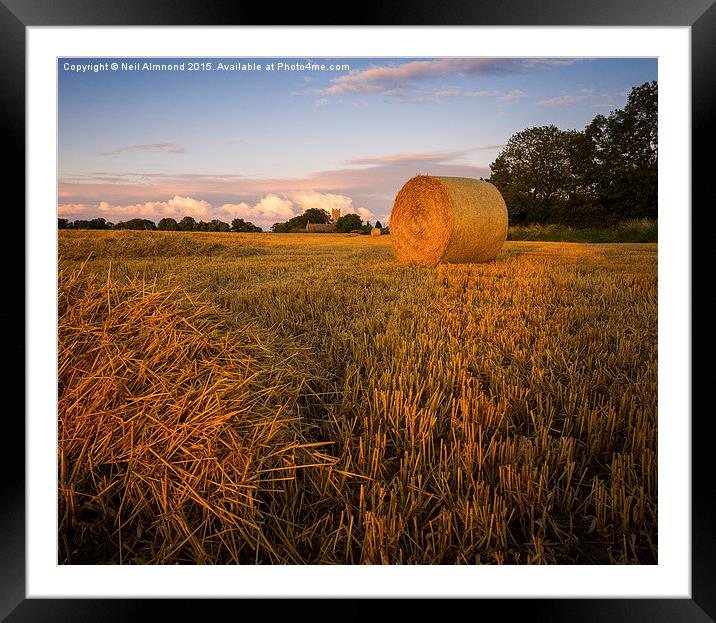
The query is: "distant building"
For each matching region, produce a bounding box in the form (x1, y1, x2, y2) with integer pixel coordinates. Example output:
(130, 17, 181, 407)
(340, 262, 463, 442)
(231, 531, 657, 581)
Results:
(331, 208, 341, 223)
(306, 223, 336, 232)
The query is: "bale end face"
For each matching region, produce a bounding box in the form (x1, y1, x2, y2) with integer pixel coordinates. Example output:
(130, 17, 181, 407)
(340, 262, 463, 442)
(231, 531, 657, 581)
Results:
(390, 175, 454, 267)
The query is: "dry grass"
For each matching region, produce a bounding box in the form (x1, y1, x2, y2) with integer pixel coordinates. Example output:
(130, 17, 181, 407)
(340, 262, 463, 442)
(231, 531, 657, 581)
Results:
(58, 231, 657, 564)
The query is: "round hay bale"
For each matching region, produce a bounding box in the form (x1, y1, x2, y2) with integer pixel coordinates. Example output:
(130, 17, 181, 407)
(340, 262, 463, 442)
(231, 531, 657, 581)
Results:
(370, 227, 382, 237)
(390, 175, 508, 267)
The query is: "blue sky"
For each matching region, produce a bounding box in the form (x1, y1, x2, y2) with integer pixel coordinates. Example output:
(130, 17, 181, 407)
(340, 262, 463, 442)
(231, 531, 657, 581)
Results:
(58, 57, 657, 229)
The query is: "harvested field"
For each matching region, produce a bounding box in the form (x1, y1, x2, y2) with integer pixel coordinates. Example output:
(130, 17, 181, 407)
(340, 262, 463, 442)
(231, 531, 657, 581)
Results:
(58, 230, 657, 565)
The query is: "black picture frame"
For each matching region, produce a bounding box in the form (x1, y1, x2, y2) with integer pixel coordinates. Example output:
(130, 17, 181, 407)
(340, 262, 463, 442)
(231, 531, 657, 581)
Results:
(8, 1, 711, 620)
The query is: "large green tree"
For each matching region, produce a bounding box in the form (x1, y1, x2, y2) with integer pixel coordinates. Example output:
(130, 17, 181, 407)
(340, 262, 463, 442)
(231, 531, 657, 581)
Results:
(72, 217, 113, 230)
(488, 125, 585, 224)
(301, 208, 332, 224)
(178, 216, 197, 231)
(208, 219, 230, 232)
(488, 81, 657, 226)
(157, 217, 179, 231)
(334, 213, 362, 232)
(585, 80, 657, 220)
(231, 218, 262, 232)
(113, 218, 157, 230)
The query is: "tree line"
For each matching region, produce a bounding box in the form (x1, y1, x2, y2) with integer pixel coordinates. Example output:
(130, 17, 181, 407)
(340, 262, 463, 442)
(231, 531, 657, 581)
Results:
(58, 212, 387, 234)
(487, 81, 656, 227)
(270, 208, 383, 233)
(58, 216, 262, 233)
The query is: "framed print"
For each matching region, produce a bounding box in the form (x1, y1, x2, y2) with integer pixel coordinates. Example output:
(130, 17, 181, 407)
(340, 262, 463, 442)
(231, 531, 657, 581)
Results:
(9, 0, 713, 620)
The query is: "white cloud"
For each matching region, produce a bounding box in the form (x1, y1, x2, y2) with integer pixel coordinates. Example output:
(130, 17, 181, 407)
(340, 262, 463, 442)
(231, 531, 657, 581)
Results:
(435, 87, 460, 97)
(316, 58, 580, 96)
(290, 191, 354, 215)
(464, 89, 501, 97)
(220, 194, 296, 221)
(537, 95, 582, 107)
(536, 89, 596, 107)
(220, 192, 376, 228)
(96, 196, 213, 220)
(355, 207, 376, 222)
(58, 203, 91, 217)
(100, 142, 187, 156)
(165, 196, 212, 217)
(60, 192, 371, 230)
(288, 190, 376, 223)
(500, 89, 527, 102)
(399, 96, 439, 105)
(344, 150, 469, 166)
(58, 196, 214, 224)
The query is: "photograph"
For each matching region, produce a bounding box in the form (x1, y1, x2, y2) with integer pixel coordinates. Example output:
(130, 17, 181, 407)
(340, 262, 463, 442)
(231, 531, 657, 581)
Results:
(57, 55, 659, 566)
(8, 1, 710, 615)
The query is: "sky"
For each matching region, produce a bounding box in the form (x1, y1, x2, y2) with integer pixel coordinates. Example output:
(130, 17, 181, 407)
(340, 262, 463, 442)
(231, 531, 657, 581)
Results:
(58, 57, 657, 230)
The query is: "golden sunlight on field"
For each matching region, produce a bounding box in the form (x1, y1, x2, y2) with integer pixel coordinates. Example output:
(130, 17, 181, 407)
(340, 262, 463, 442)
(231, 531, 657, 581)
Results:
(58, 231, 657, 564)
